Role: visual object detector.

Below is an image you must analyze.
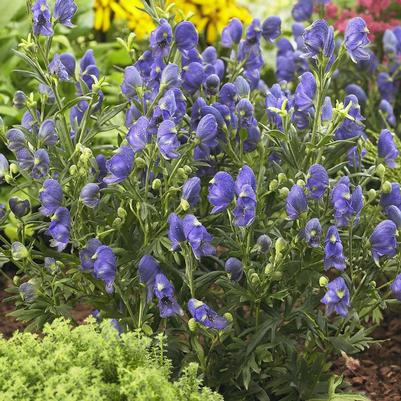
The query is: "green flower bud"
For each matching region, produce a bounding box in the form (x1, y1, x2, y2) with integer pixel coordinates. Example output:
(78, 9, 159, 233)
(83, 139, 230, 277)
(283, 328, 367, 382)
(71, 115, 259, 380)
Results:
(278, 173, 287, 184)
(180, 198, 190, 211)
(69, 165, 78, 175)
(188, 318, 197, 332)
(183, 165, 192, 174)
(117, 207, 127, 219)
(135, 157, 147, 169)
(151, 178, 162, 190)
(369, 280, 376, 289)
(279, 187, 289, 198)
(367, 189, 376, 202)
(376, 163, 385, 178)
(13, 275, 20, 286)
(223, 312, 233, 322)
(177, 168, 187, 179)
(269, 179, 278, 191)
(271, 271, 282, 281)
(10, 163, 18, 174)
(250, 272, 260, 286)
(112, 217, 122, 227)
(296, 179, 305, 188)
(264, 263, 273, 275)
(319, 276, 329, 287)
(142, 323, 153, 336)
(275, 238, 286, 254)
(11, 242, 29, 261)
(382, 181, 392, 194)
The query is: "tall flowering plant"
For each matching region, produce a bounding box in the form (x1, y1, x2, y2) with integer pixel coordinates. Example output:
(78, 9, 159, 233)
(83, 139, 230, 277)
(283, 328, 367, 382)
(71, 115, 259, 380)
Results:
(1, 0, 400, 400)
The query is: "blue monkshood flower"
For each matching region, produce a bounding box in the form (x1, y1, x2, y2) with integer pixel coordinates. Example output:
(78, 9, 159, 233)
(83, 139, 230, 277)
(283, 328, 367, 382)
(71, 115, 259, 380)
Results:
(236, 98, 256, 128)
(157, 120, 180, 159)
(286, 185, 308, 220)
(16, 148, 34, 171)
(306, 164, 329, 199)
(303, 218, 322, 248)
(160, 63, 181, 91)
(235, 76, 251, 99)
(379, 99, 396, 127)
(292, 22, 305, 48)
(80, 183, 100, 208)
(233, 184, 256, 227)
(380, 182, 401, 212)
(93, 245, 117, 294)
(196, 114, 218, 148)
(204, 74, 220, 96)
(225, 257, 243, 281)
(235, 165, 256, 195)
(11, 125, 25, 149)
(0, 154, 9, 184)
(121, 66, 143, 99)
(38, 119, 58, 145)
(181, 48, 202, 67)
(391, 274, 401, 301)
(39, 179, 63, 216)
(243, 125, 261, 152)
(175, 21, 198, 51)
(387, 205, 401, 228)
(19, 282, 36, 303)
(32, 0, 53, 36)
(79, 50, 99, 90)
(377, 72, 396, 103)
(321, 277, 350, 317)
(334, 95, 365, 140)
(183, 214, 215, 259)
(393, 26, 401, 54)
(370, 220, 398, 264)
(154, 273, 183, 318)
(0, 204, 6, 221)
(138, 255, 161, 301)
(22, 110, 40, 132)
(103, 146, 135, 184)
(48, 54, 70, 81)
(127, 116, 150, 152)
(324, 226, 346, 271)
(9, 197, 30, 218)
(257, 234, 272, 253)
(44, 257, 59, 274)
(182, 62, 204, 94)
(321, 96, 333, 122)
(150, 19, 173, 57)
(31, 149, 49, 179)
(188, 298, 228, 330)
(168, 213, 185, 251)
(54, 0, 77, 27)
(292, 0, 313, 22)
(208, 171, 235, 213)
(303, 19, 335, 59)
(262, 16, 281, 42)
(70, 100, 89, 133)
(181, 177, 201, 209)
(221, 18, 243, 47)
(378, 129, 399, 168)
(47, 207, 70, 252)
(294, 72, 316, 111)
(60, 53, 76, 77)
(345, 84, 367, 103)
(344, 17, 370, 63)
(11, 242, 29, 261)
(13, 91, 26, 109)
(79, 239, 102, 271)
(219, 83, 238, 109)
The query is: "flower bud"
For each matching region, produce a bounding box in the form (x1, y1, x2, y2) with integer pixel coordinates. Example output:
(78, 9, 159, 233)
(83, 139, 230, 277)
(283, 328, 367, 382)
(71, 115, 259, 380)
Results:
(13, 91, 27, 109)
(180, 198, 190, 211)
(376, 163, 385, 178)
(0, 204, 6, 220)
(319, 276, 329, 287)
(278, 173, 287, 184)
(183, 165, 192, 174)
(117, 207, 127, 219)
(188, 318, 197, 332)
(223, 312, 233, 322)
(256, 234, 272, 253)
(296, 179, 305, 188)
(177, 167, 187, 179)
(113, 217, 122, 227)
(11, 242, 29, 261)
(151, 178, 161, 190)
(271, 271, 282, 281)
(19, 281, 35, 302)
(382, 181, 392, 194)
(250, 272, 260, 286)
(9, 197, 30, 218)
(369, 280, 376, 289)
(367, 189, 376, 202)
(279, 187, 289, 198)
(142, 323, 153, 336)
(275, 237, 286, 254)
(69, 165, 78, 175)
(264, 263, 273, 275)
(135, 157, 147, 169)
(269, 179, 278, 191)
(10, 163, 18, 174)
(13, 275, 20, 286)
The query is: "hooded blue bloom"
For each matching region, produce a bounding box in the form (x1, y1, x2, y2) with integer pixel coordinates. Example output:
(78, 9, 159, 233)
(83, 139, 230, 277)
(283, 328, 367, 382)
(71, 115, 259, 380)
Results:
(219, 83, 238, 109)
(204, 74, 220, 96)
(138, 255, 162, 301)
(154, 273, 183, 318)
(370, 220, 398, 264)
(175, 21, 198, 51)
(292, 0, 313, 22)
(378, 129, 399, 168)
(324, 226, 346, 271)
(257, 234, 272, 253)
(32, 0, 53, 36)
(79, 50, 99, 90)
(233, 184, 256, 227)
(183, 214, 215, 259)
(188, 298, 228, 330)
(334, 95, 365, 141)
(321, 277, 350, 317)
(103, 146, 135, 184)
(265, 83, 288, 129)
(236, 98, 256, 128)
(157, 120, 180, 159)
(6, 129, 26, 152)
(377, 72, 396, 103)
(262, 16, 281, 42)
(22, 110, 40, 132)
(235, 76, 251, 99)
(127, 116, 150, 152)
(344, 17, 370, 63)
(121, 66, 143, 99)
(303, 218, 322, 248)
(54, 0, 77, 27)
(208, 171, 235, 213)
(9, 197, 30, 218)
(286, 185, 307, 220)
(306, 164, 329, 199)
(225, 257, 243, 281)
(16, 148, 34, 171)
(235, 165, 256, 194)
(19, 282, 36, 303)
(379, 99, 396, 127)
(0, 154, 9, 184)
(48, 54, 70, 81)
(345, 84, 367, 103)
(79, 238, 102, 271)
(294, 72, 316, 112)
(32, 149, 49, 179)
(38, 119, 58, 146)
(196, 114, 218, 148)
(321, 96, 333, 122)
(380, 182, 401, 212)
(47, 207, 70, 252)
(243, 125, 261, 152)
(387, 205, 401, 228)
(150, 19, 173, 57)
(39, 179, 63, 217)
(80, 183, 100, 208)
(93, 245, 117, 294)
(160, 63, 181, 90)
(221, 18, 243, 48)
(391, 274, 401, 301)
(182, 62, 204, 94)
(167, 213, 185, 251)
(181, 177, 201, 209)
(303, 20, 334, 59)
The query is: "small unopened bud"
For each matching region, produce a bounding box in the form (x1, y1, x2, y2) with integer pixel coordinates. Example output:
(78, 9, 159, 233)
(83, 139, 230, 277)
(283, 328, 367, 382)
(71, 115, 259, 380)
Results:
(69, 165, 78, 175)
(135, 157, 146, 169)
(376, 163, 385, 178)
(279, 187, 289, 198)
(223, 312, 233, 322)
(13, 275, 20, 286)
(177, 168, 187, 179)
(264, 263, 273, 275)
(369, 280, 377, 289)
(296, 179, 305, 188)
(271, 271, 282, 281)
(183, 165, 192, 174)
(188, 318, 197, 332)
(151, 178, 161, 190)
(11, 242, 29, 261)
(256, 234, 272, 253)
(367, 189, 376, 202)
(250, 272, 260, 285)
(319, 276, 329, 287)
(10, 163, 18, 174)
(112, 217, 122, 227)
(278, 173, 287, 184)
(13, 91, 26, 109)
(269, 179, 278, 191)
(382, 181, 392, 194)
(275, 238, 286, 254)
(180, 198, 190, 211)
(117, 207, 127, 219)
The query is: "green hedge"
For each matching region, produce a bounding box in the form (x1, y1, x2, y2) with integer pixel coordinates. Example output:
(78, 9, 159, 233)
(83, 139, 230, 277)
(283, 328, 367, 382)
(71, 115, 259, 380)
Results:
(0, 318, 223, 401)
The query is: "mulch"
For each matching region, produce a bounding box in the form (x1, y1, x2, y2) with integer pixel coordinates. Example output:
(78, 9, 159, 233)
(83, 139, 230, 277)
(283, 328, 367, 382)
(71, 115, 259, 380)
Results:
(1, 277, 400, 400)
